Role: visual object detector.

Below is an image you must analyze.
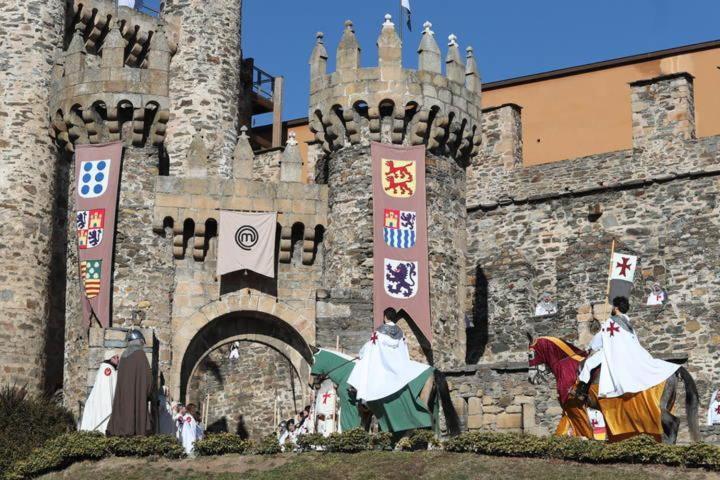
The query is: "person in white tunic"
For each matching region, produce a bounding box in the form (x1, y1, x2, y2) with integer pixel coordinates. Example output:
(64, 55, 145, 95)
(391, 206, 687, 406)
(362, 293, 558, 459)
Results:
(79, 355, 119, 433)
(575, 296, 679, 401)
(180, 405, 201, 455)
(707, 390, 720, 426)
(347, 308, 430, 403)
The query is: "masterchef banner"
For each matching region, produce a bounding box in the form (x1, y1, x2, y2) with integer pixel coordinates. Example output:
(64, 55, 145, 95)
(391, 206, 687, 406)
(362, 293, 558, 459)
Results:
(74, 141, 123, 328)
(371, 142, 432, 342)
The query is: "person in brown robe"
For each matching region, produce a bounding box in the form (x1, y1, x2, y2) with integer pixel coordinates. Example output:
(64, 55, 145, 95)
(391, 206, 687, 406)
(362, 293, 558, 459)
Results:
(106, 329, 153, 436)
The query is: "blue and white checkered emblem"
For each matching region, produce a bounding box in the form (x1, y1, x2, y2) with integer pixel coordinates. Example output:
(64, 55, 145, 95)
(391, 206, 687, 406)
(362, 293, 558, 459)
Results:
(78, 159, 111, 199)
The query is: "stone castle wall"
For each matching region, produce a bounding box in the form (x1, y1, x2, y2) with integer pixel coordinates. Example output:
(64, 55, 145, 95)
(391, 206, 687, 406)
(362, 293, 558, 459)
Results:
(452, 73, 720, 441)
(164, 0, 242, 176)
(0, 0, 66, 393)
(190, 341, 308, 438)
(310, 18, 480, 368)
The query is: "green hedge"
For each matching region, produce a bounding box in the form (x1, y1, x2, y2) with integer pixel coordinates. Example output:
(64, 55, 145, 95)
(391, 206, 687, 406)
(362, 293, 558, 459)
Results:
(444, 432, 720, 469)
(9, 429, 720, 478)
(0, 385, 75, 474)
(5, 432, 184, 480)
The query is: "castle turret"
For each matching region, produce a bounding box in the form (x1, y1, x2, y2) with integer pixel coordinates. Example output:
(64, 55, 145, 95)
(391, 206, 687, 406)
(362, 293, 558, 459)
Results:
(163, 0, 243, 176)
(47, 1, 175, 412)
(311, 16, 481, 368)
(0, 0, 66, 393)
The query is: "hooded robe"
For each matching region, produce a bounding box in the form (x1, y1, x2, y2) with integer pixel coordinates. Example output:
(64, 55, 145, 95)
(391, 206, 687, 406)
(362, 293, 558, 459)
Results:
(80, 360, 117, 432)
(593, 314, 679, 398)
(106, 344, 153, 436)
(347, 328, 429, 402)
(181, 413, 200, 455)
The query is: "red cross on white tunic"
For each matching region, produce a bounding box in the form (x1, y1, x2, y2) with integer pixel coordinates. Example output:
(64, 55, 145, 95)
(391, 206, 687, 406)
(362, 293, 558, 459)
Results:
(370, 332, 378, 344)
(591, 419, 599, 427)
(715, 404, 720, 415)
(322, 392, 332, 404)
(606, 321, 620, 337)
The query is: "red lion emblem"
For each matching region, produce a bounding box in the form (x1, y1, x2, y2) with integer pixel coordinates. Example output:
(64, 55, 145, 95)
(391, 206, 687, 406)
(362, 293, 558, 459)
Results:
(383, 160, 415, 197)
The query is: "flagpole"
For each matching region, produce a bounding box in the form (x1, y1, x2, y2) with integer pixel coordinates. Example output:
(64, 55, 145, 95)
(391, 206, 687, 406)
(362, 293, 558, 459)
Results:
(398, 1, 403, 43)
(605, 238, 616, 301)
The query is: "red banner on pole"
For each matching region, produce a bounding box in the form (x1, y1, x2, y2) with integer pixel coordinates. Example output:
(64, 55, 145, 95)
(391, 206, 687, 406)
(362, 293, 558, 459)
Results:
(74, 142, 123, 327)
(372, 142, 431, 342)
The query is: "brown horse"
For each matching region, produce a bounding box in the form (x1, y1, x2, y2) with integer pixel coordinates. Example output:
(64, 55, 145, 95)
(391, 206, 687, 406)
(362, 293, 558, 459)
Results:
(527, 334, 699, 444)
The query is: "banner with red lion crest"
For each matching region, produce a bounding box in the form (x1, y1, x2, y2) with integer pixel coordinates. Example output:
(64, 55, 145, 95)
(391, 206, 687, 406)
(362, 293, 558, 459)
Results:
(372, 142, 431, 342)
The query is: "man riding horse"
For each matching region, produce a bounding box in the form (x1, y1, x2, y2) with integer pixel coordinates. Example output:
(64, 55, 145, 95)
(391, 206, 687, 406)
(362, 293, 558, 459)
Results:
(528, 296, 699, 443)
(573, 296, 680, 403)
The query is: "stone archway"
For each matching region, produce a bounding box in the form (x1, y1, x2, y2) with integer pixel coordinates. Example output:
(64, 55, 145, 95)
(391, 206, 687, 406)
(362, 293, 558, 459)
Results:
(178, 309, 313, 401)
(174, 306, 314, 438)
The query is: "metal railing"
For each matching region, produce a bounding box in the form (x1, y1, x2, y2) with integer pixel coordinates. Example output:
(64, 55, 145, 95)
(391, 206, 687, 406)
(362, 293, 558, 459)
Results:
(117, 0, 163, 18)
(252, 66, 275, 101)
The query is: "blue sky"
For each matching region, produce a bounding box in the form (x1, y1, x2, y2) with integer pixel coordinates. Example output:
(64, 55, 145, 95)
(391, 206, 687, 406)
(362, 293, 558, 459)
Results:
(242, 0, 719, 123)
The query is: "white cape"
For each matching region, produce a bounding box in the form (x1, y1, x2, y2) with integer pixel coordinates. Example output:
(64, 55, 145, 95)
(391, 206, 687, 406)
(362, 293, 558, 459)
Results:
(708, 390, 720, 426)
(347, 331, 430, 402)
(181, 414, 199, 455)
(596, 315, 679, 398)
(79, 363, 117, 433)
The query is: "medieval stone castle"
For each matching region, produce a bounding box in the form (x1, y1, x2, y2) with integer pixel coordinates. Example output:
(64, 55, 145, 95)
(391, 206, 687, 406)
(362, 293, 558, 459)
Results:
(2, 0, 719, 440)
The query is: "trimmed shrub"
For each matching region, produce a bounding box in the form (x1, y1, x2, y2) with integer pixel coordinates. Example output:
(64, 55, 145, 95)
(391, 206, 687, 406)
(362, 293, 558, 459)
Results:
(404, 429, 440, 451)
(6, 432, 184, 479)
(194, 433, 251, 456)
(0, 385, 75, 474)
(252, 434, 282, 455)
(324, 428, 370, 453)
(106, 435, 184, 458)
(681, 442, 720, 469)
(369, 431, 394, 451)
(296, 433, 327, 452)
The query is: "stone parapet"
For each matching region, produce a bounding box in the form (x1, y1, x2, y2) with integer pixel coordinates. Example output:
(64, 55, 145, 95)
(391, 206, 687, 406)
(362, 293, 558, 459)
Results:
(49, 20, 172, 152)
(308, 17, 481, 162)
(469, 73, 718, 209)
(152, 176, 327, 264)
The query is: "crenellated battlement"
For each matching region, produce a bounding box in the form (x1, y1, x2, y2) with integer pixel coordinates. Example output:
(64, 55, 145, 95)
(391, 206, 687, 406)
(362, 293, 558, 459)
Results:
(49, 19, 173, 152)
(309, 15, 481, 162)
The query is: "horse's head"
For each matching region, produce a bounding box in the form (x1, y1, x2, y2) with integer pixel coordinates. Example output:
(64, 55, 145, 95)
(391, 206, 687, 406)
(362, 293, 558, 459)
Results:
(526, 332, 550, 386)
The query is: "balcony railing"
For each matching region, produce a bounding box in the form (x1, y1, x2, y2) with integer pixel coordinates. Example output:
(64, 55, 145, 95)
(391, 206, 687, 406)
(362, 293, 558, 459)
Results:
(117, 0, 163, 18)
(252, 66, 275, 101)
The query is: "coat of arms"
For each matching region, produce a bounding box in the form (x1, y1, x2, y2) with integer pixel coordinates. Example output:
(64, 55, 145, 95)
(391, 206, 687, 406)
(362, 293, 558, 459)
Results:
(80, 260, 102, 298)
(383, 209, 417, 248)
(382, 159, 416, 198)
(78, 159, 111, 199)
(384, 258, 418, 299)
(76, 209, 105, 249)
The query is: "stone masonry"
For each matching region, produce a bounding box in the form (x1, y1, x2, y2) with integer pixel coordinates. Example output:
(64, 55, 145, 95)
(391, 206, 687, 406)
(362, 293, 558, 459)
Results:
(310, 18, 481, 368)
(190, 341, 308, 438)
(2, 1, 720, 444)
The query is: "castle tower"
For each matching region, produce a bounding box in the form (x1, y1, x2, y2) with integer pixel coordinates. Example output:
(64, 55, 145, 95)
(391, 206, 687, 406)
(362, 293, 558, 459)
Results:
(163, 0, 243, 176)
(0, 0, 66, 393)
(47, 2, 175, 411)
(310, 17, 481, 368)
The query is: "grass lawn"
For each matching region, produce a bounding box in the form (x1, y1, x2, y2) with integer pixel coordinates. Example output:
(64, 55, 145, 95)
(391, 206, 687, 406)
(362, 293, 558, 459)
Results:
(38, 451, 720, 480)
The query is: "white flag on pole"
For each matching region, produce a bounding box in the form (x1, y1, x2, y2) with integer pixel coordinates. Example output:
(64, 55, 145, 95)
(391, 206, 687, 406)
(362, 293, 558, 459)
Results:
(401, 0, 412, 31)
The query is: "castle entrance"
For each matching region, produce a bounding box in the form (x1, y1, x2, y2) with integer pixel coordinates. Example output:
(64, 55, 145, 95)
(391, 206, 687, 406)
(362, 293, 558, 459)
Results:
(179, 311, 313, 438)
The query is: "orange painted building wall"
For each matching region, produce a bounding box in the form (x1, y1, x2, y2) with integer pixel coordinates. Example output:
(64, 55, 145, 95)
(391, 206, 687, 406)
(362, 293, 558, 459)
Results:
(483, 47, 720, 165)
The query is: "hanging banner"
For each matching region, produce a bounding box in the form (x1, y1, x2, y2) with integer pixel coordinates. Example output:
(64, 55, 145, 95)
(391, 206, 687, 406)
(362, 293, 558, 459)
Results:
(74, 141, 123, 328)
(217, 211, 277, 278)
(372, 142, 431, 342)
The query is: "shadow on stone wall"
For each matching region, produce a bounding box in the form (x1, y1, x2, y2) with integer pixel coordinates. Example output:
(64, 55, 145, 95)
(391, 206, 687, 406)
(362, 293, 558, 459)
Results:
(466, 266, 489, 364)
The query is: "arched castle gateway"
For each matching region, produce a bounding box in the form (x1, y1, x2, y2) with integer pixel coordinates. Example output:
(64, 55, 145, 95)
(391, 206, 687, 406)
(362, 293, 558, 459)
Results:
(2, 0, 720, 442)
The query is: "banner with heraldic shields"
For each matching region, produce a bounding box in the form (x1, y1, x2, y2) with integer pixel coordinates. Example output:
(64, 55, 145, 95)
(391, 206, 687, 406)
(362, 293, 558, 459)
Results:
(371, 142, 432, 342)
(74, 141, 123, 327)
